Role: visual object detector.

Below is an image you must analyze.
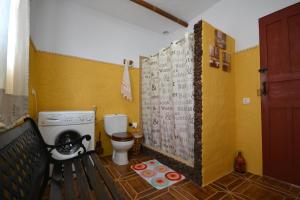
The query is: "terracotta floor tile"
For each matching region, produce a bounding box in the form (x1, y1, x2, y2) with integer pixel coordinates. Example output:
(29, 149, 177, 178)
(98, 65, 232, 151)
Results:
(138, 189, 184, 200)
(115, 181, 132, 200)
(99, 156, 112, 166)
(217, 194, 245, 200)
(289, 186, 300, 196)
(169, 179, 191, 188)
(214, 173, 246, 191)
(118, 174, 159, 199)
(147, 191, 182, 200)
(174, 181, 217, 200)
(233, 172, 255, 179)
(251, 175, 300, 196)
(103, 157, 147, 180)
(206, 192, 228, 200)
(227, 178, 246, 191)
(100, 154, 300, 200)
(215, 174, 239, 186)
(253, 175, 290, 189)
(233, 181, 286, 200)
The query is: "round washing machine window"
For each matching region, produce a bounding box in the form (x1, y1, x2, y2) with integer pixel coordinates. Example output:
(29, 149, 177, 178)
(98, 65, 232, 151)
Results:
(55, 130, 81, 155)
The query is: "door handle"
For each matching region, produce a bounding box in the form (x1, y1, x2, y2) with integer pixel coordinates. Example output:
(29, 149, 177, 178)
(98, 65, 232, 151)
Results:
(259, 67, 268, 96)
(262, 81, 267, 96)
(259, 67, 268, 74)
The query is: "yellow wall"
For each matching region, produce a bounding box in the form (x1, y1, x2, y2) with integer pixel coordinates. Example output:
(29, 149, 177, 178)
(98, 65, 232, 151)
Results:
(29, 45, 140, 156)
(235, 46, 262, 175)
(29, 24, 263, 183)
(29, 41, 36, 117)
(201, 21, 236, 185)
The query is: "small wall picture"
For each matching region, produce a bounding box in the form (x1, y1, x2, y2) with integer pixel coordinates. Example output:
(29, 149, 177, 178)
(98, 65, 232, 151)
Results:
(222, 52, 231, 72)
(215, 30, 227, 50)
(209, 44, 220, 68)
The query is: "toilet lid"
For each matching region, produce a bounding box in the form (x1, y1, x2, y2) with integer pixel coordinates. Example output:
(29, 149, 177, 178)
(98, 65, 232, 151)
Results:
(112, 132, 133, 141)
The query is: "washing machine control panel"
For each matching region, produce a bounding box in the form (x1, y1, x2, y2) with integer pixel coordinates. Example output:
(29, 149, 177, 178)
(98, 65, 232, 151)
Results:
(64, 114, 93, 124)
(38, 111, 95, 126)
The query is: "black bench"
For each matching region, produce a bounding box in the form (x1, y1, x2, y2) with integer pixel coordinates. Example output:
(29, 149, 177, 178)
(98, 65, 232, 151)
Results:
(0, 118, 122, 200)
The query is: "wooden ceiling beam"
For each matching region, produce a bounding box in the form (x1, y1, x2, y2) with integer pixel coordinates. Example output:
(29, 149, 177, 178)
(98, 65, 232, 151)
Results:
(130, 0, 188, 28)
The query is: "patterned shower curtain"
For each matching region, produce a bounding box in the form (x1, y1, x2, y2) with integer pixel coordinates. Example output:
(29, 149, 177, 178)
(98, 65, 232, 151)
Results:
(142, 34, 195, 165)
(0, 0, 30, 130)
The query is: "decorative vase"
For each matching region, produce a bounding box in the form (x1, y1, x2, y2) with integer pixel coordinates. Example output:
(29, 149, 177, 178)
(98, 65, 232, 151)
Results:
(234, 151, 246, 173)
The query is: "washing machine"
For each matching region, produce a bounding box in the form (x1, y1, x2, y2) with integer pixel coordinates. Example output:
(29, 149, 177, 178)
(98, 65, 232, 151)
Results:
(38, 111, 95, 160)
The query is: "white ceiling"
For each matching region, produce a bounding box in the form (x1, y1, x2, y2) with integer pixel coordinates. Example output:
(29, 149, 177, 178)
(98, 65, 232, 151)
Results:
(71, 0, 221, 34)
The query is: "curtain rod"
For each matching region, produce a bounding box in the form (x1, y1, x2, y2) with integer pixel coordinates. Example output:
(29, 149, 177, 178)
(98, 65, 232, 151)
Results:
(123, 59, 133, 66)
(143, 32, 194, 61)
(173, 32, 194, 45)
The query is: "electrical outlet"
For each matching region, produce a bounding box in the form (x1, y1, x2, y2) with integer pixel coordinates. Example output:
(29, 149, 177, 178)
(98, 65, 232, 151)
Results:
(242, 97, 250, 105)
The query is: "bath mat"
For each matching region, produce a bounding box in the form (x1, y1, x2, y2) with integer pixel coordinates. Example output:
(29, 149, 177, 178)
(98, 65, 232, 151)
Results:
(131, 159, 185, 190)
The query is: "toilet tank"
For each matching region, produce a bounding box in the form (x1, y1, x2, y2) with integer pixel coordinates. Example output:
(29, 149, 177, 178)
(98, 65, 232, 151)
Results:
(104, 114, 128, 136)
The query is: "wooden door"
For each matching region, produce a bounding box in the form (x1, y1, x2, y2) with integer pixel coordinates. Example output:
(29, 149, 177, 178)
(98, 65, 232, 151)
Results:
(259, 2, 300, 186)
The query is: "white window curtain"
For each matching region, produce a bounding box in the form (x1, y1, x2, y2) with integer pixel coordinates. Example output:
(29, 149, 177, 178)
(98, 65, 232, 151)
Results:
(0, 0, 30, 130)
(141, 33, 195, 165)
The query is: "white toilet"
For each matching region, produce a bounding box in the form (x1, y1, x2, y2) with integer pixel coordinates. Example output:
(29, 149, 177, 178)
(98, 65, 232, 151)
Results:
(104, 114, 134, 165)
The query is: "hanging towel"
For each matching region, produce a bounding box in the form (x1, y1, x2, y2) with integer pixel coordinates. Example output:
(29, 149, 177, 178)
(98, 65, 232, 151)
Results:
(121, 59, 132, 101)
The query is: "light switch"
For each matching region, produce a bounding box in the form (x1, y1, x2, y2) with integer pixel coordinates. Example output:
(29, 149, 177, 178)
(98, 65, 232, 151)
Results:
(243, 97, 251, 105)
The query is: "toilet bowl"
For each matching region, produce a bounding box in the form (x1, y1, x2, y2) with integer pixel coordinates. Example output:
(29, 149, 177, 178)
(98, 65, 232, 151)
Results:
(104, 114, 134, 165)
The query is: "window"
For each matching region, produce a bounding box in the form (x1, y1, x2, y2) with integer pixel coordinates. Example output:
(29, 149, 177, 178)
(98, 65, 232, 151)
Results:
(0, 0, 29, 129)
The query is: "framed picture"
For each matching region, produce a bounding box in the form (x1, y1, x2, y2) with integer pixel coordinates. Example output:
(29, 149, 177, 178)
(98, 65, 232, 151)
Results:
(215, 30, 227, 50)
(222, 52, 231, 72)
(209, 45, 220, 68)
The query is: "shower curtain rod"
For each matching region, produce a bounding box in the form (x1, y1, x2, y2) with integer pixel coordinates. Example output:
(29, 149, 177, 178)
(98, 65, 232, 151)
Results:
(143, 33, 194, 61)
(173, 32, 194, 44)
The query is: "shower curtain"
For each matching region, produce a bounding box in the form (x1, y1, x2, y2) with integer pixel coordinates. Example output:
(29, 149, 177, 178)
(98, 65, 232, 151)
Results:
(142, 34, 195, 165)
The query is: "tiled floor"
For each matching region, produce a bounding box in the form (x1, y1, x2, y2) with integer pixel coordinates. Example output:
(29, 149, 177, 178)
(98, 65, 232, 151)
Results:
(100, 154, 300, 200)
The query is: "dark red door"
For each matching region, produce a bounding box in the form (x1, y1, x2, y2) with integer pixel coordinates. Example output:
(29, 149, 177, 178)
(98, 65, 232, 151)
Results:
(259, 2, 300, 186)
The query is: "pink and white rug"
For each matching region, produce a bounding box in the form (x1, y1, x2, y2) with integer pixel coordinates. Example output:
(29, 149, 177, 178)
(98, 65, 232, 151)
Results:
(131, 159, 185, 190)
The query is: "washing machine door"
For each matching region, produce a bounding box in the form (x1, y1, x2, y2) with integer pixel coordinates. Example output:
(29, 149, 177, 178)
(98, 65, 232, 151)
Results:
(55, 130, 83, 155)
(40, 125, 91, 160)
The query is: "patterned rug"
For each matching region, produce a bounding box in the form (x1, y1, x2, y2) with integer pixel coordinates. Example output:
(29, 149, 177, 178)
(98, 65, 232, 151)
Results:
(131, 159, 185, 190)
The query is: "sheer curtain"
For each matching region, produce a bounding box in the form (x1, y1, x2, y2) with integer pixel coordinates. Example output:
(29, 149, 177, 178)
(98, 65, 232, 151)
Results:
(142, 34, 195, 165)
(0, 0, 30, 130)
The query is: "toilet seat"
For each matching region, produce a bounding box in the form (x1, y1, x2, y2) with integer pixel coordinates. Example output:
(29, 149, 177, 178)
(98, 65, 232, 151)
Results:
(112, 132, 133, 142)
